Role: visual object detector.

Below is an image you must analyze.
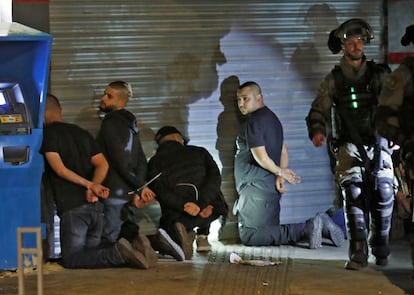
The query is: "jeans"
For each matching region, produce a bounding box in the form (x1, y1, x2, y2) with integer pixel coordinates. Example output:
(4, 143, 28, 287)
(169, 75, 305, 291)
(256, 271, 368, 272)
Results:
(59, 202, 124, 268)
(102, 198, 129, 243)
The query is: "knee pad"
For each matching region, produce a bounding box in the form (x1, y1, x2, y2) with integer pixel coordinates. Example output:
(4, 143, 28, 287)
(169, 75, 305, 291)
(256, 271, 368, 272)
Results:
(345, 182, 362, 200)
(376, 178, 394, 203)
(343, 182, 368, 240)
(347, 213, 367, 241)
(371, 178, 394, 237)
(373, 177, 394, 220)
(343, 181, 365, 212)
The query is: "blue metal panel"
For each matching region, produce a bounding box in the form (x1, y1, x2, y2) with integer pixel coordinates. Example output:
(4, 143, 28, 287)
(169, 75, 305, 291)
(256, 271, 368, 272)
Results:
(0, 22, 52, 269)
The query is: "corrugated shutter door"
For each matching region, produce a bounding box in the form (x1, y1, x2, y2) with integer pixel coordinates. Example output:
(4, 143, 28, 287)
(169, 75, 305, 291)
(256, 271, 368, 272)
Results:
(49, 0, 386, 240)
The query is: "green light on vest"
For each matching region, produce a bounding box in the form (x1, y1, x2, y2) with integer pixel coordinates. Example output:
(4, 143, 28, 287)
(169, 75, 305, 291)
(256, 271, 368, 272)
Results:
(350, 86, 358, 108)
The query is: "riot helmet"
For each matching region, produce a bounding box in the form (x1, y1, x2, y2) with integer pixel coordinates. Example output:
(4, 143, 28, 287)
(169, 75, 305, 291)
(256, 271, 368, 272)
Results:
(328, 18, 374, 54)
(328, 29, 342, 54)
(401, 24, 414, 46)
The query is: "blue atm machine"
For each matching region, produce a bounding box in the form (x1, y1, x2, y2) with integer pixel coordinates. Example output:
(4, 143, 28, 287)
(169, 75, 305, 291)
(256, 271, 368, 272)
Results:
(0, 23, 52, 269)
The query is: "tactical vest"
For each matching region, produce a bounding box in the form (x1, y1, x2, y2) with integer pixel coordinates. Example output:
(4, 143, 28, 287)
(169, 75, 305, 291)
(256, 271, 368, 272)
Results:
(400, 56, 414, 135)
(331, 60, 384, 144)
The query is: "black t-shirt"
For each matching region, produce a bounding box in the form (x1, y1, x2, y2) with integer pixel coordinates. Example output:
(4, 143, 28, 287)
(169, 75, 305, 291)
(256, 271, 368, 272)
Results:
(41, 122, 101, 215)
(234, 106, 283, 192)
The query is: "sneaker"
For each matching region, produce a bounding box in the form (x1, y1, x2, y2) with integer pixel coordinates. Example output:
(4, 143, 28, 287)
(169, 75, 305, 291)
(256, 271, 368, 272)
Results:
(196, 235, 212, 252)
(305, 215, 323, 249)
(153, 228, 185, 261)
(132, 235, 158, 268)
(116, 237, 148, 269)
(318, 212, 344, 247)
(171, 222, 195, 260)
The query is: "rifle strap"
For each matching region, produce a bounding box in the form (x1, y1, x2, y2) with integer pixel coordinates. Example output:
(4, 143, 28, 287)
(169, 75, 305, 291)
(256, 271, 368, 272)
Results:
(335, 106, 371, 173)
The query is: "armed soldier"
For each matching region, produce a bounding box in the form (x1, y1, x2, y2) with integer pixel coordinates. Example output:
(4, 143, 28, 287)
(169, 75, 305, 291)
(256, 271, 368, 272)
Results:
(306, 19, 394, 270)
(376, 24, 414, 278)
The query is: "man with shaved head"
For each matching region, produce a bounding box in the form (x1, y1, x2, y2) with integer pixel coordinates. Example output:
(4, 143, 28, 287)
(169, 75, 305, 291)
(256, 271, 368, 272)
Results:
(234, 81, 343, 250)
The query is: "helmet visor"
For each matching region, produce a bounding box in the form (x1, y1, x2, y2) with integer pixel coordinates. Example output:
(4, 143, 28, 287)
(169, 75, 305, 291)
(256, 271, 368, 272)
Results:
(341, 28, 372, 43)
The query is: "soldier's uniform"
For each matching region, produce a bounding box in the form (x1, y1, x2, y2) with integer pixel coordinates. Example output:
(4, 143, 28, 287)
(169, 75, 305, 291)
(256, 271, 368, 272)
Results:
(376, 24, 414, 277)
(307, 19, 395, 270)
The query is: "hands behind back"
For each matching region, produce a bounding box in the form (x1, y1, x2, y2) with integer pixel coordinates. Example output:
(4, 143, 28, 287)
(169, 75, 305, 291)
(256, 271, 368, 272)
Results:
(276, 177, 286, 194)
(86, 183, 110, 203)
(132, 187, 157, 208)
(184, 202, 200, 216)
(140, 187, 156, 202)
(199, 205, 214, 218)
(275, 168, 300, 194)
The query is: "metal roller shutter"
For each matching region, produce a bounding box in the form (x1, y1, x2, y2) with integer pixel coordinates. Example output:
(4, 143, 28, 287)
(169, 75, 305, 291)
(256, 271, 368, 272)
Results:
(49, 0, 386, 241)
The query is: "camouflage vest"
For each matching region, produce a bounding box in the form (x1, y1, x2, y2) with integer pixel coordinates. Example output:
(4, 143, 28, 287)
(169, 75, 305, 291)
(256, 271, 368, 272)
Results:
(332, 60, 386, 144)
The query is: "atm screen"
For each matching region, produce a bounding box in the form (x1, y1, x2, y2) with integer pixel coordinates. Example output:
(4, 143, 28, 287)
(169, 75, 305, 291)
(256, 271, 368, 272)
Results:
(0, 82, 33, 135)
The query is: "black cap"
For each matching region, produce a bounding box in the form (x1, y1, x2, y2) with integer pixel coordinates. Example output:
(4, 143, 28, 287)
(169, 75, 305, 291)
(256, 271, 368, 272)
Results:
(154, 126, 189, 144)
(401, 25, 414, 46)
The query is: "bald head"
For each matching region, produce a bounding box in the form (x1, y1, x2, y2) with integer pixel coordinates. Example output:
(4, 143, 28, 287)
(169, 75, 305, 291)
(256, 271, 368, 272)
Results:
(44, 93, 63, 125)
(239, 81, 262, 96)
(237, 81, 264, 115)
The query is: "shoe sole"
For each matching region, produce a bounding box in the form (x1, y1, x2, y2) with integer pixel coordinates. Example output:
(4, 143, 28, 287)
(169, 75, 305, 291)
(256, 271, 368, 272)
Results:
(117, 238, 149, 269)
(319, 212, 344, 247)
(173, 222, 194, 260)
(327, 225, 345, 247)
(309, 215, 323, 249)
(133, 235, 158, 268)
(196, 236, 212, 252)
(375, 258, 388, 266)
(158, 228, 185, 261)
(196, 246, 212, 252)
(345, 260, 368, 270)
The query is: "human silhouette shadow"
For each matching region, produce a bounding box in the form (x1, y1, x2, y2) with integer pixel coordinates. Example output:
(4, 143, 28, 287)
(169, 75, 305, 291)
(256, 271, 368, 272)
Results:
(290, 3, 339, 92)
(158, 45, 227, 137)
(73, 87, 102, 137)
(215, 75, 244, 179)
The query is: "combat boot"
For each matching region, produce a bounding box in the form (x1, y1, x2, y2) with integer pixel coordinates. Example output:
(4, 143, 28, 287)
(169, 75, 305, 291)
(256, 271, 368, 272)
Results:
(370, 235, 390, 266)
(345, 240, 368, 270)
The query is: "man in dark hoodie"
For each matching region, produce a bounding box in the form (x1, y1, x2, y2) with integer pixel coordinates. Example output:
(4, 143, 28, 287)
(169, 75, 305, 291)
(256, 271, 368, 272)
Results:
(96, 81, 184, 264)
(147, 126, 228, 260)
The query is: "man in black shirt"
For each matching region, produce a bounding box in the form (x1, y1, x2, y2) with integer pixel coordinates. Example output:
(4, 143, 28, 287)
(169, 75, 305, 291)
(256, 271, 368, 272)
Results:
(96, 81, 184, 262)
(234, 81, 344, 249)
(42, 94, 149, 269)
